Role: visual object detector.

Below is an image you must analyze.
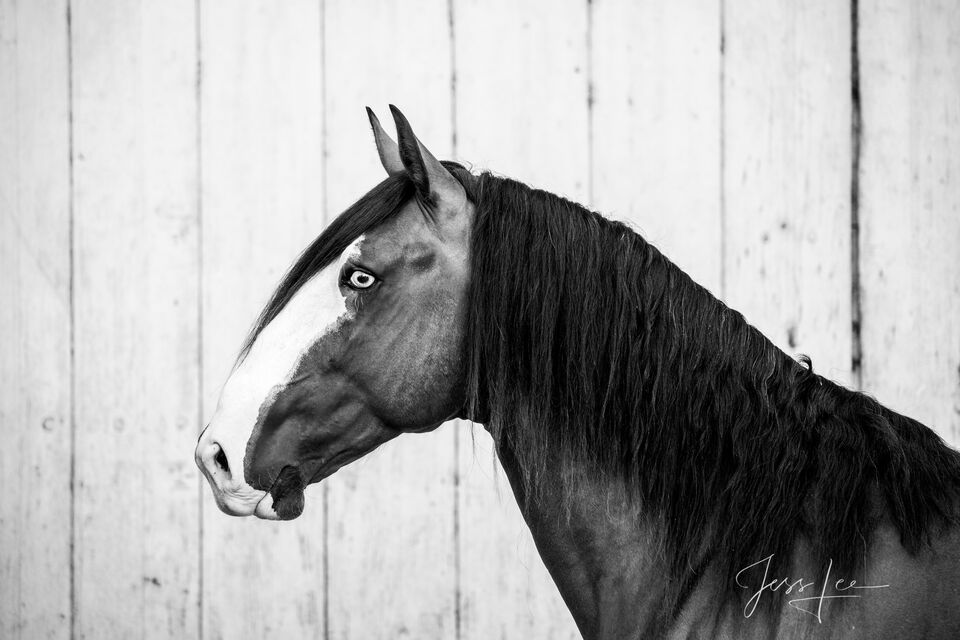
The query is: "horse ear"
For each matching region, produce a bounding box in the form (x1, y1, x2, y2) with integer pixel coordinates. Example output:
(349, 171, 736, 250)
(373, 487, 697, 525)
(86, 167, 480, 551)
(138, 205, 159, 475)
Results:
(366, 107, 404, 176)
(388, 104, 467, 213)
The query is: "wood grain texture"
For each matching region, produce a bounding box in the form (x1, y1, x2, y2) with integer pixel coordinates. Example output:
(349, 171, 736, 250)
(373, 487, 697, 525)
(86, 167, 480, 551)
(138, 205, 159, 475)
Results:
(199, 1, 326, 638)
(323, 1, 457, 638)
(723, 0, 854, 385)
(0, 0, 72, 637)
(454, 0, 586, 636)
(859, 0, 960, 444)
(70, 0, 200, 637)
(455, 0, 590, 202)
(591, 0, 722, 293)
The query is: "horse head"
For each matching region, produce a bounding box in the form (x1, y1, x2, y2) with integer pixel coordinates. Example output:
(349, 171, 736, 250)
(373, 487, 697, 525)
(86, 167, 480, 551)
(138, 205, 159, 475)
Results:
(196, 106, 474, 520)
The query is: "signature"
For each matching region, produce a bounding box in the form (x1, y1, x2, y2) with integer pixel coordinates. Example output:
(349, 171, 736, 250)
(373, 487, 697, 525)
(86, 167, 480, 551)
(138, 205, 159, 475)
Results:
(735, 554, 889, 623)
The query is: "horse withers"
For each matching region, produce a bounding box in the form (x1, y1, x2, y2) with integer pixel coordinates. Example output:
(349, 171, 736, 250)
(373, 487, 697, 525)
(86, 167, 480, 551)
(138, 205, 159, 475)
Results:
(197, 106, 960, 639)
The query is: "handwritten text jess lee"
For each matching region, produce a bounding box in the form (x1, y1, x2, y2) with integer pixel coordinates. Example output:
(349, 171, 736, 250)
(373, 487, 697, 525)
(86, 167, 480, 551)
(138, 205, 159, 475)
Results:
(735, 554, 889, 623)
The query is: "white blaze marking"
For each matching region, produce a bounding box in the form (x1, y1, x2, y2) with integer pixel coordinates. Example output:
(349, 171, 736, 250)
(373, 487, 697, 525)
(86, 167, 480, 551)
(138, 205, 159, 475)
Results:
(207, 239, 362, 486)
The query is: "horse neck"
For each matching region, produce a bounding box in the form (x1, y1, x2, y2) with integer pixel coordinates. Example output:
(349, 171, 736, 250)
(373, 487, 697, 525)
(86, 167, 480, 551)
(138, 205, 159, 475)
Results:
(492, 435, 682, 639)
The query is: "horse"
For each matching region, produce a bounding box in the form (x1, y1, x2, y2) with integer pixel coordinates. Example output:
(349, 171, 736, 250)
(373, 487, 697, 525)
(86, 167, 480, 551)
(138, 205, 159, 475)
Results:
(196, 106, 960, 639)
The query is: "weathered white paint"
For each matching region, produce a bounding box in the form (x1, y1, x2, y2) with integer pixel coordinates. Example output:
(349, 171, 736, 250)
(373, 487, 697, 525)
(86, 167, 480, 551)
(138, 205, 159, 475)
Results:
(859, 0, 960, 442)
(70, 0, 200, 637)
(1, 1, 958, 638)
(0, 1, 72, 638)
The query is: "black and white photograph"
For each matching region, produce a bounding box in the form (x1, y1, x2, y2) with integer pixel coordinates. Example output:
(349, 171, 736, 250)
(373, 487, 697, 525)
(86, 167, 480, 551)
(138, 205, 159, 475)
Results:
(2, 1, 959, 638)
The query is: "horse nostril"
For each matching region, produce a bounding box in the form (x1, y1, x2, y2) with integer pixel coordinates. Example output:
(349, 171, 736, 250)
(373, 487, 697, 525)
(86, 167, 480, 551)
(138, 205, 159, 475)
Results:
(214, 446, 230, 474)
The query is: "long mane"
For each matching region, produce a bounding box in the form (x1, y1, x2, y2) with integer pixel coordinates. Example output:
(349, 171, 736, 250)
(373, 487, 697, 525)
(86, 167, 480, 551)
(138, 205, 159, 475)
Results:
(462, 172, 960, 610)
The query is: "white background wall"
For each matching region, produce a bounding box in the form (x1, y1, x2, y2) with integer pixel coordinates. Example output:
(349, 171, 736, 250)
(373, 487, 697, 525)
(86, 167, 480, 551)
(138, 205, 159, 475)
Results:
(2, 0, 958, 638)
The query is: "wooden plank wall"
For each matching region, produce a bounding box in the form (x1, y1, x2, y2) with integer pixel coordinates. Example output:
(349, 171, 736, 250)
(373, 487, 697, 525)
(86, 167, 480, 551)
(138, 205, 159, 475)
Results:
(0, 1, 72, 638)
(70, 0, 201, 636)
(858, 0, 960, 442)
(1, 1, 958, 638)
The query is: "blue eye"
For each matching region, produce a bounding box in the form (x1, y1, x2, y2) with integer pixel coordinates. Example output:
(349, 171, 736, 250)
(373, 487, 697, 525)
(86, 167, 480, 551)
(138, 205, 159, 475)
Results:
(347, 269, 377, 290)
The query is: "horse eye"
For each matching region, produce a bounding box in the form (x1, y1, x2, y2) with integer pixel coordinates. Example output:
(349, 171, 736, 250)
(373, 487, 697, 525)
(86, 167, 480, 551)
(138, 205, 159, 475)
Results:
(347, 269, 376, 290)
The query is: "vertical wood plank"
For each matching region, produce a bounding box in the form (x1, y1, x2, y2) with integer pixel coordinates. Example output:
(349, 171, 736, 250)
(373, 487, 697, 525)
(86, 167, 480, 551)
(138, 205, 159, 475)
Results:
(199, 1, 325, 638)
(454, 0, 586, 636)
(455, 0, 590, 202)
(71, 0, 200, 637)
(859, 0, 960, 444)
(591, 0, 722, 294)
(0, 1, 72, 637)
(323, 1, 457, 638)
(723, 0, 854, 384)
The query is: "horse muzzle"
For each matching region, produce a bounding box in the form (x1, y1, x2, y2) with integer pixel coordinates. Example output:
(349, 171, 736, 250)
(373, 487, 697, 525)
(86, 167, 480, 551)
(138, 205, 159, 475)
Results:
(195, 436, 281, 520)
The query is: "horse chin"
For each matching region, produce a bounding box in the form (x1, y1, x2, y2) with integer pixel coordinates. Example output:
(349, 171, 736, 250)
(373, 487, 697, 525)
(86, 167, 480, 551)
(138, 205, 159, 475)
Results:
(260, 464, 307, 520)
(260, 491, 304, 520)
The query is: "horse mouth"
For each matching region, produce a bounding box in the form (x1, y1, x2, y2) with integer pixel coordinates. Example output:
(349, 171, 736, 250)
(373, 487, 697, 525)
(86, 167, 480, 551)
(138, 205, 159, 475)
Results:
(250, 449, 364, 520)
(263, 465, 306, 520)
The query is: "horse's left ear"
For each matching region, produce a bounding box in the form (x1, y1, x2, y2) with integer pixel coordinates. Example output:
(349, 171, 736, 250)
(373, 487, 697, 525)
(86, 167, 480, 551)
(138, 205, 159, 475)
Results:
(388, 105, 467, 215)
(367, 107, 404, 176)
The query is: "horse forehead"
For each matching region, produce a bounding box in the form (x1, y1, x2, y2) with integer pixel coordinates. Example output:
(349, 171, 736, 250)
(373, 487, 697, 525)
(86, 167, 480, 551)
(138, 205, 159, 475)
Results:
(356, 207, 440, 256)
